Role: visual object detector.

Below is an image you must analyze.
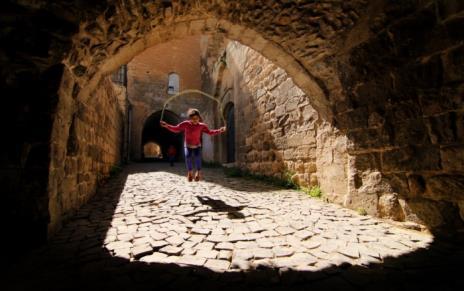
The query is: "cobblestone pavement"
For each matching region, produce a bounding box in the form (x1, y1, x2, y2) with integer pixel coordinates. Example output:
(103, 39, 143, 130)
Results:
(7, 164, 464, 291)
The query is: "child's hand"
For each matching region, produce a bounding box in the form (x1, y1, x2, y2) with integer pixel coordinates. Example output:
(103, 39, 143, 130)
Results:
(160, 121, 167, 127)
(220, 126, 227, 133)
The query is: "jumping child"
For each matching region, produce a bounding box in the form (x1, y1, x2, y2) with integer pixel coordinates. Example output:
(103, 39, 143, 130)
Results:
(160, 108, 226, 182)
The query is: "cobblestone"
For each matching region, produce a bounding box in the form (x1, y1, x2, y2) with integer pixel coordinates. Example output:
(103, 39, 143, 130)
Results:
(104, 165, 430, 269)
(8, 164, 461, 290)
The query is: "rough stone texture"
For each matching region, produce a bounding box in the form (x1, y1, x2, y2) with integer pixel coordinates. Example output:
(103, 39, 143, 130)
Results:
(48, 73, 125, 233)
(6, 164, 464, 290)
(336, 1, 464, 230)
(1, 0, 463, 261)
(101, 163, 433, 267)
(208, 40, 341, 192)
(200, 2, 464, 230)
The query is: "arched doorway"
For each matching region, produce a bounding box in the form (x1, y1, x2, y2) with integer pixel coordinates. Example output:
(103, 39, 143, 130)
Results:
(224, 102, 235, 163)
(141, 110, 183, 162)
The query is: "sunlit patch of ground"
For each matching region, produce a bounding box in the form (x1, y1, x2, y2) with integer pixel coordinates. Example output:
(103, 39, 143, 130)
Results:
(103, 164, 433, 272)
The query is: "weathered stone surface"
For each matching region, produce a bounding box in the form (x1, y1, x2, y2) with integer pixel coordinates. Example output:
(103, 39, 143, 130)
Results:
(378, 193, 404, 221)
(139, 252, 168, 263)
(423, 175, 464, 202)
(10, 163, 456, 291)
(196, 249, 219, 259)
(204, 259, 230, 271)
(6, 0, 464, 264)
(176, 255, 207, 267)
(159, 245, 183, 256)
(338, 244, 360, 259)
(252, 248, 274, 259)
(132, 244, 153, 259)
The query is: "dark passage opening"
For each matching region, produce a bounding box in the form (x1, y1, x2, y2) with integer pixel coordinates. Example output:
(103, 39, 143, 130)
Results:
(225, 103, 235, 163)
(141, 110, 183, 162)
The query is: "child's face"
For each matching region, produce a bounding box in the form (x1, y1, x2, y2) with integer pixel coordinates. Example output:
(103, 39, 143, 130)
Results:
(190, 115, 200, 124)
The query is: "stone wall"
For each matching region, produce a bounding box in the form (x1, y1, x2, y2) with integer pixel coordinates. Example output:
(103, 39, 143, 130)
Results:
(208, 12, 464, 230)
(48, 73, 125, 234)
(329, 0, 464, 230)
(210, 40, 349, 202)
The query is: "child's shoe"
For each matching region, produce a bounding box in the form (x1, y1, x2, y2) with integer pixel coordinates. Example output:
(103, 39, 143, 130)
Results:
(187, 171, 193, 182)
(194, 171, 201, 181)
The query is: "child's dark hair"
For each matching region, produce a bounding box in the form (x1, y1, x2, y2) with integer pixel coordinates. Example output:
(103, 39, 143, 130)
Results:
(187, 108, 202, 121)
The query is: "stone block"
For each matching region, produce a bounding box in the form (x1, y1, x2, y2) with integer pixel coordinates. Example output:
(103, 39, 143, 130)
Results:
(378, 193, 404, 220)
(385, 101, 421, 121)
(335, 107, 368, 129)
(391, 119, 429, 146)
(295, 145, 316, 160)
(64, 158, 77, 175)
(382, 145, 441, 172)
(407, 54, 443, 89)
(419, 86, 464, 117)
(442, 44, 464, 84)
(301, 133, 316, 146)
(287, 133, 304, 147)
(265, 102, 276, 112)
(425, 112, 460, 144)
(283, 149, 294, 160)
(407, 174, 425, 197)
(423, 174, 464, 202)
(345, 191, 378, 216)
(301, 104, 318, 121)
(357, 171, 393, 195)
(306, 162, 317, 173)
(285, 98, 299, 112)
(441, 145, 464, 171)
(309, 173, 318, 187)
(352, 152, 381, 172)
(347, 127, 391, 152)
(367, 111, 385, 127)
(399, 198, 456, 229)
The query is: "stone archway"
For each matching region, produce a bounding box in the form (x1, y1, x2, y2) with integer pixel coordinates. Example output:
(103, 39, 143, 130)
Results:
(141, 110, 182, 162)
(52, 2, 464, 233)
(68, 17, 332, 118)
(49, 4, 347, 238)
(2, 1, 463, 253)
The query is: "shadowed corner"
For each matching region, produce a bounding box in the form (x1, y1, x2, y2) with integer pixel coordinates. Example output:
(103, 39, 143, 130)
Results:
(6, 164, 464, 291)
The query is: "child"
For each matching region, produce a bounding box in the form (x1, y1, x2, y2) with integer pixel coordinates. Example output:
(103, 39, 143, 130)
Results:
(167, 145, 177, 167)
(160, 108, 226, 181)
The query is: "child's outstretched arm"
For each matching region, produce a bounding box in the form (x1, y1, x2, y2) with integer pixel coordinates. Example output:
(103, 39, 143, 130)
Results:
(160, 121, 185, 133)
(202, 124, 226, 135)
